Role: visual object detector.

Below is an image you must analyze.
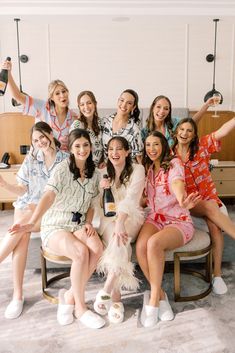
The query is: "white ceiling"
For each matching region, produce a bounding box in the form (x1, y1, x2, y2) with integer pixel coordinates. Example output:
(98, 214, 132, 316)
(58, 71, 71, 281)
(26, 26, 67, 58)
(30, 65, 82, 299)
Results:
(0, 0, 235, 23)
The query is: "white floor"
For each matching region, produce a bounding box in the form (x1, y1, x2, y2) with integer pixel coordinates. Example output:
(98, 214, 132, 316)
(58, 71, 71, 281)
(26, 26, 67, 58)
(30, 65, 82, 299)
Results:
(0, 209, 235, 353)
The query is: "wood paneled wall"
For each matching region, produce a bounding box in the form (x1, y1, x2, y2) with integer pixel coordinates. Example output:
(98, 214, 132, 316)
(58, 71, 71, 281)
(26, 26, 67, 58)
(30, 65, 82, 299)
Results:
(190, 111, 235, 161)
(0, 113, 34, 164)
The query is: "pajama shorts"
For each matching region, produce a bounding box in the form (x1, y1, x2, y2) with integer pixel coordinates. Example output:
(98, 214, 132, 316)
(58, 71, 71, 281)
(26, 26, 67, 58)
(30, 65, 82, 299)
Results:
(146, 217, 194, 245)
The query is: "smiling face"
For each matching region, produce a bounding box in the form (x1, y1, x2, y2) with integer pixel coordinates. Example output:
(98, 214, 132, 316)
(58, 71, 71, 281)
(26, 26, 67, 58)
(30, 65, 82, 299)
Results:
(117, 92, 136, 116)
(153, 98, 170, 124)
(78, 94, 96, 119)
(108, 139, 129, 168)
(176, 121, 195, 146)
(32, 130, 53, 152)
(51, 84, 69, 108)
(145, 135, 163, 163)
(70, 136, 91, 162)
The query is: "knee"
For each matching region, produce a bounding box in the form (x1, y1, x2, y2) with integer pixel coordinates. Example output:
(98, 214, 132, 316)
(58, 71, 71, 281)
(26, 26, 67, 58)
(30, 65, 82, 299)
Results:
(94, 240, 104, 259)
(71, 244, 89, 263)
(136, 237, 147, 260)
(147, 237, 163, 255)
(204, 201, 218, 215)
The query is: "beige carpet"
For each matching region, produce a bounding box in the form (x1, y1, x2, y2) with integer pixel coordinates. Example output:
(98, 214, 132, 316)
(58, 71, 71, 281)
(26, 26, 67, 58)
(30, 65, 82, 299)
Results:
(0, 210, 235, 353)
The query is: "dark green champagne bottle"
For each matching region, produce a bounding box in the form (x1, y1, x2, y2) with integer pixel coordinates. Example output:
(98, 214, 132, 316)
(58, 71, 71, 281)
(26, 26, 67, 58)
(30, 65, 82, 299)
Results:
(0, 57, 11, 96)
(103, 174, 116, 217)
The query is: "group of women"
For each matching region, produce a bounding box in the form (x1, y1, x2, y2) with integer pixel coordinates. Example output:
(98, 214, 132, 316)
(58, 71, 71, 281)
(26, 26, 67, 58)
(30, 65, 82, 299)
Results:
(0, 59, 235, 329)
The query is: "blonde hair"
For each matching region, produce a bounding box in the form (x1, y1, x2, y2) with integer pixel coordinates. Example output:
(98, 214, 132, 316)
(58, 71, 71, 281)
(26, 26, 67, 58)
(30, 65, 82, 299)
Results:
(48, 79, 69, 106)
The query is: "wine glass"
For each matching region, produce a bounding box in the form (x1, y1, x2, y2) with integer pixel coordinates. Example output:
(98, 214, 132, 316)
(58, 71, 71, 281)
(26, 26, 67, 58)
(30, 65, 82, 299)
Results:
(211, 92, 221, 118)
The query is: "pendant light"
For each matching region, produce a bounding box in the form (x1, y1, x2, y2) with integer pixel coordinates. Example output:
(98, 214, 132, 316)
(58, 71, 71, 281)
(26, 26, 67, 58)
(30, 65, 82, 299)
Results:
(204, 19, 223, 103)
(12, 18, 28, 107)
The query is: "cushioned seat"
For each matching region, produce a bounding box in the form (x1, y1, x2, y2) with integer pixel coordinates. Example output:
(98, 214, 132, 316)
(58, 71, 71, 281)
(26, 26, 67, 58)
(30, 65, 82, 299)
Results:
(40, 246, 71, 304)
(132, 228, 212, 302)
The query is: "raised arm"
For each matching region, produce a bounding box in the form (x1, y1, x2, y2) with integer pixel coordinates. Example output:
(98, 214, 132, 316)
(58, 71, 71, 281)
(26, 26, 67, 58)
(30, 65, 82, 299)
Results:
(1, 59, 26, 105)
(171, 179, 201, 209)
(214, 117, 235, 141)
(191, 97, 214, 123)
(0, 175, 27, 196)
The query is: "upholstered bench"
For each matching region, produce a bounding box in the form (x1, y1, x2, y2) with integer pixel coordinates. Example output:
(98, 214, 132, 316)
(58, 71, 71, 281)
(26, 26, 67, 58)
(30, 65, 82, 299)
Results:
(40, 227, 212, 304)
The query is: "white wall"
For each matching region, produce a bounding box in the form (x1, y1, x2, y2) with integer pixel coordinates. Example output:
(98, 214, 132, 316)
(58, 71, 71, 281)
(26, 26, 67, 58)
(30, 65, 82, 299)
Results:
(0, 16, 235, 112)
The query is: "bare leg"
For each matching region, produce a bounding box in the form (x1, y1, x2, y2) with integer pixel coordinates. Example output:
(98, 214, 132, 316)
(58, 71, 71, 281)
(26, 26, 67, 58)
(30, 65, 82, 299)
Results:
(74, 228, 103, 279)
(0, 208, 40, 300)
(138, 225, 184, 307)
(192, 200, 235, 239)
(136, 222, 158, 281)
(47, 229, 102, 317)
(206, 218, 223, 277)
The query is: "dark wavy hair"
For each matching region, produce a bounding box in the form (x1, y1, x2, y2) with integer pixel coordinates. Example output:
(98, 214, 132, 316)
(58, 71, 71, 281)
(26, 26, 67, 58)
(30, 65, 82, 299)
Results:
(120, 89, 141, 124)
(107, 136, 133, 186)
(142, 130, 174, 173)
(68, 128, 95, 179)
(77, 90, 100, 136)
(146, 95, 173, 135)
(172, 118, 199, 160)
(30, 121, 60, 158)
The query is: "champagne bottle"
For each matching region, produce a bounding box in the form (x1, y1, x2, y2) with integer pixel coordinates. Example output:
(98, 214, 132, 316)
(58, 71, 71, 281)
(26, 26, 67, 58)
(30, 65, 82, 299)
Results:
(103, 174, 116, 217)
(0, 57, 11, 96)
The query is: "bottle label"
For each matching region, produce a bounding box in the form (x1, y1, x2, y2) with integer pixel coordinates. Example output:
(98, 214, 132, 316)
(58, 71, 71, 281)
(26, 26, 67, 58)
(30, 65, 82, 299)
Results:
(0, 81, 6, 91)
(104, 202, 116, 214)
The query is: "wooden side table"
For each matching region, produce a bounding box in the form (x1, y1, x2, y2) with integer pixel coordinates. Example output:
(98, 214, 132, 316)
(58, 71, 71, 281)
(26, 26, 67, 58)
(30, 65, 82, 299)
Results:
(211, 161, 235, 197)
(0, 165, 20, 209)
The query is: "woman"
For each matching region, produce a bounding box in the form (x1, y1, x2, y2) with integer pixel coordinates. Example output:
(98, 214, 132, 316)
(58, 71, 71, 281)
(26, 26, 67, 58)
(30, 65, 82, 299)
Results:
(10, 129, 105, 329)
(101, 89, 143, 163)
(172, 117, 235, 294)
(69, 90, 104, 167)
(93, 136, 145, 323)
(1, 59, 77, 151)
(136, 131, 200, 328)
(141, 95, 215, 146)
(0, 122, 68, 319)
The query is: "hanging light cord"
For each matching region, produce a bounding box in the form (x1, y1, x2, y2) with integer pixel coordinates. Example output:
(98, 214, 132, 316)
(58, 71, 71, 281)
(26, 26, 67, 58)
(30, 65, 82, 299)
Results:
(212, 19, 219, 90)
(14, 18, 22, 92)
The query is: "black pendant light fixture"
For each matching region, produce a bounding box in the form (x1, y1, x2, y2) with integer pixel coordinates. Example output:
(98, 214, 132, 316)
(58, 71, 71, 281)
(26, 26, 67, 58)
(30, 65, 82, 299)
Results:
(204, 19, 223, 103)
(12, 18, 28, 107)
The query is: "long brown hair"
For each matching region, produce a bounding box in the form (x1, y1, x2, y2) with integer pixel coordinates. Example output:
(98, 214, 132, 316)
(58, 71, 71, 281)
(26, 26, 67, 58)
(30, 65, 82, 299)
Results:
(142, 131, 173, 173)
(68, 128, 95, 179)
(146, 95, 173, 134)
(172, 118, 199, 160)
(77, 90, 100, 136)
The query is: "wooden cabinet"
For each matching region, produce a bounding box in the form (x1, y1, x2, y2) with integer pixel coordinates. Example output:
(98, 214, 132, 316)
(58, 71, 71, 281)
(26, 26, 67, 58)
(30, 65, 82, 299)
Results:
(0, 165, 20, 204)
(211, 161, 235, 197)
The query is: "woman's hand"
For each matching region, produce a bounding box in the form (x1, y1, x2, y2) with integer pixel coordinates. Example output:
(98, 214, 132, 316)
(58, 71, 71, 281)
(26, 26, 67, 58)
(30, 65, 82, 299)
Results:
(1, 59, 12, 71)
(100, 177, 111, 189)
(113, 221, 129, 246)
(180, 192, 201, 210)
(8, 222, 34, 236)
(206, 96, 216, 107)
(83, 222, 97, 237)
(98, 162, 106, 169)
